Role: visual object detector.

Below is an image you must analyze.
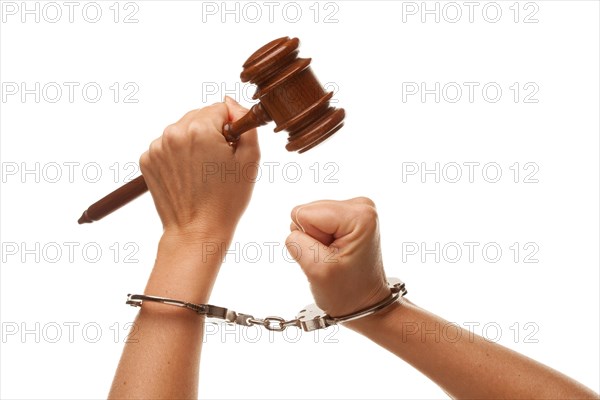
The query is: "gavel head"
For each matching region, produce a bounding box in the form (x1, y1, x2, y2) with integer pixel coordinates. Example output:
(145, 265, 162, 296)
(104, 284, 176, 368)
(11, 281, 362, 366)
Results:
(240, 36, 345, 153)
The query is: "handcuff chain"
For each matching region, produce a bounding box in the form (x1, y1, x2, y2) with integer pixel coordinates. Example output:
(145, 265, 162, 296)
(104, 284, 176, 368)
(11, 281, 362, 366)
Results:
(247, 316, 300, 332)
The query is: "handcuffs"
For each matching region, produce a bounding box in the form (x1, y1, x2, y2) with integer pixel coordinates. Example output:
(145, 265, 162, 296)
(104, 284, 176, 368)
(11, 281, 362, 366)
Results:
(126, 278, 407, 332)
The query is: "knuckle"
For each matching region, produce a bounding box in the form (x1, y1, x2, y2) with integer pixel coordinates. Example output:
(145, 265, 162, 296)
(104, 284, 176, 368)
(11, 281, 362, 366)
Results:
(290, 205, 302, 221)
(149, 137, 162, 154)
(284, 234, 295, 249)
(162, 124, 185, 147)
(162, 123, 181, 137)
(139, 151, 150, 170)
(285, 230, 301, 246)
(353, 196, 376, 208)
(187, 120, 211, 138)
(356, 204, 379, 226)
(284, 234, 303, 259)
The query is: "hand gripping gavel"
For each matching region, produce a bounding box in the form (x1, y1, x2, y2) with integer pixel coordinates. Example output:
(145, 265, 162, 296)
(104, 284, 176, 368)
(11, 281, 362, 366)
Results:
(78, 36, 345, 224)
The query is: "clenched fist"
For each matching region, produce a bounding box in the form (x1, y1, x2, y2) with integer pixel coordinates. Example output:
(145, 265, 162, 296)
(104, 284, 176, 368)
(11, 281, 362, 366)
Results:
(286, 197, 390, 318)
(139, 97, 260, 244)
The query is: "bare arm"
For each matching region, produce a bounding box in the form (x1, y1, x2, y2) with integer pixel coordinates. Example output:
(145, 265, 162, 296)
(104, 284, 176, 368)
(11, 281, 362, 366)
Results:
(107, 236, 224, 399)
(286, 198, 599, 400)
(349, 300, 598, 399)
(109, 97, 259, 399)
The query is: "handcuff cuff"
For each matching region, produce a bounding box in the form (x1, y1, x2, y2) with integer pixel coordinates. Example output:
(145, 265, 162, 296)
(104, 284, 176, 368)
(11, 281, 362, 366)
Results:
(126, 278, 407, 332)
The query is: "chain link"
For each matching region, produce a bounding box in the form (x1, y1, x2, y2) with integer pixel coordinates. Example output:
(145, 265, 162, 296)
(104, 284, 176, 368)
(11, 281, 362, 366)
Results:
(247, 316, 300, 331)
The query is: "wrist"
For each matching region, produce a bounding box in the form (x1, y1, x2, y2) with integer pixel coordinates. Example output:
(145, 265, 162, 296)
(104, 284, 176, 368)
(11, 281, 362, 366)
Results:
(143, 233, 229, 304)
(344, 299, 405, 333)
(161, 224, 234, 250)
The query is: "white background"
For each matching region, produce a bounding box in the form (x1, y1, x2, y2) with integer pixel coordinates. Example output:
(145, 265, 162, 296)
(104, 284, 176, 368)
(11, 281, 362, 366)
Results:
(1, 1, 599, 399)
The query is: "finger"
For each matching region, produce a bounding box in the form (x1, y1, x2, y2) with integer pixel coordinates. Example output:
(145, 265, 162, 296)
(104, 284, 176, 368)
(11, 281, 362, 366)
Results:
(138, 150, 150, 176)
(224, 95, 248, 120)
(290, 221, 300, 232)
(285, 230, 338, 277)
(224, 96, 259, 156)
(292, 204, 335, 246)
(289, 199, 347, 233)
(191, 102, 231, 136)
(291, 200, 361, 246)
(347, 196, 376, 208)
(147, 136, 163, 159)
(170, 103, 227, 136)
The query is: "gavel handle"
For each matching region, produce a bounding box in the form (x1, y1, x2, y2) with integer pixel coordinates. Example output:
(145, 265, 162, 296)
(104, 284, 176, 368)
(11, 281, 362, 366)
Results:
(78, 175, 148, 224)
(78, 103, 272, 224)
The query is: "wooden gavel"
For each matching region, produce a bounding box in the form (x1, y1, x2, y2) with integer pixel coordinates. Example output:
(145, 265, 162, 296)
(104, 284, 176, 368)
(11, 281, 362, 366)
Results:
(78, 36, 345, 224)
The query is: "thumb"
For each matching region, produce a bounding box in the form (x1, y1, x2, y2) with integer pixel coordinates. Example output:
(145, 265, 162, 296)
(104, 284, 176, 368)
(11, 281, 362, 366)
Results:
(224, 95, 249, 121)
(285, 230, 340, 276)
(223, 96, 259, 154)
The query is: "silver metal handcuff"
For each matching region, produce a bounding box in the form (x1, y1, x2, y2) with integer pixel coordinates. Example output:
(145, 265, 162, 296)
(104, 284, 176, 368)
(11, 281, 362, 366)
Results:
(126, 278, 407, 332)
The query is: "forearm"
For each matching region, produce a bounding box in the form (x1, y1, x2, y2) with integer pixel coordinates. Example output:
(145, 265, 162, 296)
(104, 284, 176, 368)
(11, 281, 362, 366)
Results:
(348, 300, 598, 400)
(109, 234, 228, 399)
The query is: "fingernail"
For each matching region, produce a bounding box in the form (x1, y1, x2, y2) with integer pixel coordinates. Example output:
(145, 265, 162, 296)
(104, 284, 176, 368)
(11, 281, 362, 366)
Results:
(294, 206, 306, 232)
